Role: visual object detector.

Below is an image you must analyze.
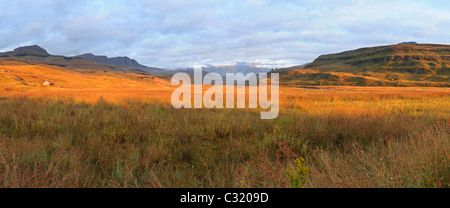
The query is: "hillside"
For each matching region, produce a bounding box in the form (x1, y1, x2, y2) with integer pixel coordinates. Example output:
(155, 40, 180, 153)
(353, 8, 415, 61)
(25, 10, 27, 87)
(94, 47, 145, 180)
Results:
(0, 58, 170, 92)
(273, 43, 450, 87)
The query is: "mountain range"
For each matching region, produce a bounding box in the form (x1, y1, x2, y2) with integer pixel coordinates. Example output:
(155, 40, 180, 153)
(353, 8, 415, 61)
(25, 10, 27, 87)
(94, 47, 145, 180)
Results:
(0, 45, 274, 76)
(0, 45, 170, 74)
(75, 53, 169, 74)
(179, 62, 272, 76)
(1, 43, 450, 87)
(272, 43, 450, 87)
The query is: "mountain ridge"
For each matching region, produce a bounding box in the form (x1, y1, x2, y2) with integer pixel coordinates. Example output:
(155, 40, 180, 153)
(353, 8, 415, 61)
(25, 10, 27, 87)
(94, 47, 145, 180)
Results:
(74, 53, 170, 74)
(273, 43, 450, 87)
(0, 45, 170, 75)
(304, 43, 450, 73)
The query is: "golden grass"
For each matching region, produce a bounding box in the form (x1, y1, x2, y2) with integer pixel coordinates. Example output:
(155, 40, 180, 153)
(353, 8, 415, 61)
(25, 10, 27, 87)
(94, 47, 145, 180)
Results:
(0, 85, 448, 188)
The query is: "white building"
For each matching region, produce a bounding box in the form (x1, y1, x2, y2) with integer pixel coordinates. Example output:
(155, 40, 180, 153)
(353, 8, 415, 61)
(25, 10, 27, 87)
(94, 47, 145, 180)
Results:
(43, 81, 54, 86)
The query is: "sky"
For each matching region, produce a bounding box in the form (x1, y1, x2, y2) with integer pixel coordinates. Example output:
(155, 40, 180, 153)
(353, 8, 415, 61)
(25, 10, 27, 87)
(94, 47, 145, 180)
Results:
(1, 0, 450, 69)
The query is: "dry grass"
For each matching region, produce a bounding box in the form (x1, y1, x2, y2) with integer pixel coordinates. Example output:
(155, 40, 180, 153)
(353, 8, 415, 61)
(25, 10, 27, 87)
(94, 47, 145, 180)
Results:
(0, 85, 448, 188)
(308, 122, 449, 188)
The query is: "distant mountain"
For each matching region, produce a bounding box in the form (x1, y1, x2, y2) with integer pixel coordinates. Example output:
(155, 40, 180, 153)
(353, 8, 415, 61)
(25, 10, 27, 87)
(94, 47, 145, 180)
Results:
(75, 53, 170, 74)
(180, 62, 272, 76)
(0, 45, 171, 75)
(397, 42, 418, 45)
(272, 43, 450, 87)
(76, 53, 142, 67)
(0, 45, 121, 72)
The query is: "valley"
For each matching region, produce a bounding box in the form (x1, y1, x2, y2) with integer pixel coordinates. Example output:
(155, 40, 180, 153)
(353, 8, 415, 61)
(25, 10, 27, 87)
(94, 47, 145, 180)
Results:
(0, 44, 448, 188)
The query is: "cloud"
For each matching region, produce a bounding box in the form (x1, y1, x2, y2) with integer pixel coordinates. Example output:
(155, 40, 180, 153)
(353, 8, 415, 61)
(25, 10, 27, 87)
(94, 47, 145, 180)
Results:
(1, 0, 450, 68)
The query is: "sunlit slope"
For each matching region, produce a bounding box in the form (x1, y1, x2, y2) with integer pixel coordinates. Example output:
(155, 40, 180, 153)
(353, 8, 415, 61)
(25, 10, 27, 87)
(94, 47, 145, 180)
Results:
(0, 58, 170, 91)
(273, 44, 450, 86)
(307, 44, 450, 73)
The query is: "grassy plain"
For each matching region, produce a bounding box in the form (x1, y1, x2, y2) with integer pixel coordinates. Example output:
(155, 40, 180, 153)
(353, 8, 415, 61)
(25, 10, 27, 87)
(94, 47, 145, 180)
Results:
(0, 85, 448, 188)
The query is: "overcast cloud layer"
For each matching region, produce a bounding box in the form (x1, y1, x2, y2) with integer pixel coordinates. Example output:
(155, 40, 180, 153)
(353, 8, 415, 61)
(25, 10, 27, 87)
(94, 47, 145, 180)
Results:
(1, 0, 449, 69)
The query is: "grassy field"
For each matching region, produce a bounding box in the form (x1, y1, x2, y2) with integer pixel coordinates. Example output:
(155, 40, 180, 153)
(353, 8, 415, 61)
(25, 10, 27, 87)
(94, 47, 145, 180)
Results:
(0, 86, 448, 188)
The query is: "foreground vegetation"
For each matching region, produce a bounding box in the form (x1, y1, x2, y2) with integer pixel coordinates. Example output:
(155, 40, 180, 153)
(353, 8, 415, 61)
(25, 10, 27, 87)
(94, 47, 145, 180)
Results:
(0, 87, 448, 188)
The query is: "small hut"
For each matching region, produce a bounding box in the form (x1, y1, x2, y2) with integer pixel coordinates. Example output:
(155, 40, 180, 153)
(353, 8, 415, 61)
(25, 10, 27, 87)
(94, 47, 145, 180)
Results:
(43, 81, 54, 86)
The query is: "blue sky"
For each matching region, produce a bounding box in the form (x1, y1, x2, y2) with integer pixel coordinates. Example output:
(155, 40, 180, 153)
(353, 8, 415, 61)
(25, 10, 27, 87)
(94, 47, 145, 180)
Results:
(1, 0, 449, 69)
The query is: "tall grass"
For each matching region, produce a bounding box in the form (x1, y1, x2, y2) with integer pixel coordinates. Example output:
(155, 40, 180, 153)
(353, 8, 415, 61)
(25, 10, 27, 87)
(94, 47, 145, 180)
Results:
(0, 87, 448, 187)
